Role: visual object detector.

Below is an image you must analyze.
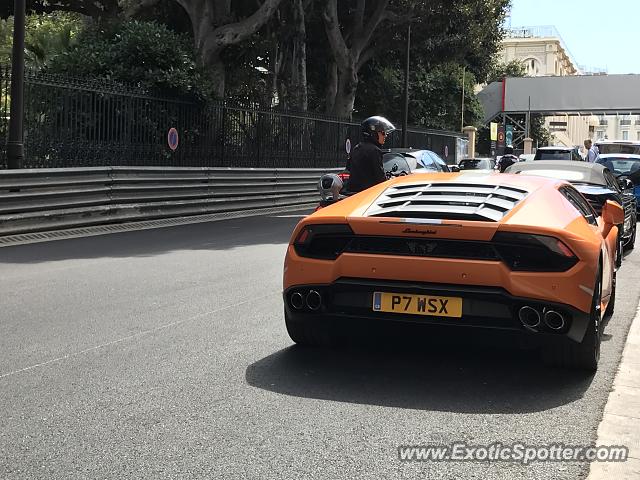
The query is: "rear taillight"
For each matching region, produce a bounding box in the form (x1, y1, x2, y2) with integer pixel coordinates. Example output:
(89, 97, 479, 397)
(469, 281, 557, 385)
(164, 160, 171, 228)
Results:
(338, 172, 350, 182)
(492, 232, 578, 272)
(293, 224, 354, 260)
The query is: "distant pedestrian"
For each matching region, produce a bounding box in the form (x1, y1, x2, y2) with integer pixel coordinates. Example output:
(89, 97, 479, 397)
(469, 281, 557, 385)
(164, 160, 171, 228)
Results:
(584, 139, 600, 163)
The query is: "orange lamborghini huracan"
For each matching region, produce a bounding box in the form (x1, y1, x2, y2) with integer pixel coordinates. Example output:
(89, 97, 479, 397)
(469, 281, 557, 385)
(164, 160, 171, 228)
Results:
(283, 172, 625, 370)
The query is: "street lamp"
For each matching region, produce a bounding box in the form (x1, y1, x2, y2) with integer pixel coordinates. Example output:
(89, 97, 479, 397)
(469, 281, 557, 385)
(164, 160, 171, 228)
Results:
(7, 0, 25, 169)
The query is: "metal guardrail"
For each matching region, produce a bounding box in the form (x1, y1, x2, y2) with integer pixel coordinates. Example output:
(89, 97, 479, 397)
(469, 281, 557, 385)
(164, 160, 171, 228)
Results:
(0, 167, 337, 236)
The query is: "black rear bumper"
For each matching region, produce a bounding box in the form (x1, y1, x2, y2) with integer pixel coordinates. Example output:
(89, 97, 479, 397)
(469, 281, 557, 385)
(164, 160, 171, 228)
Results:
(284, 278, 591, 343)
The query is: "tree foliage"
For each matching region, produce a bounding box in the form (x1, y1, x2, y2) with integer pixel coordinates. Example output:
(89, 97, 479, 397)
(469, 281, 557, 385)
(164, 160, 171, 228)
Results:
(0, 12, 84, 67)
(356, 60, 484, 130)
(1, 0, 513, 130)
(47, 20, 212, 98)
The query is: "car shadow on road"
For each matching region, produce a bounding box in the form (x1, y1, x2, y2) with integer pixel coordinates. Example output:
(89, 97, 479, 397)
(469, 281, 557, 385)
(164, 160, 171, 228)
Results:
(0, 212, 308, 264)
(245, 325, 595, 414)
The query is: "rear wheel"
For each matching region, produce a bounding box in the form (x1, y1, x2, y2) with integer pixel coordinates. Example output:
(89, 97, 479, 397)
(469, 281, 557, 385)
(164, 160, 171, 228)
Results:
(543, 268, 602, 371)
(284, 310, 335, 347)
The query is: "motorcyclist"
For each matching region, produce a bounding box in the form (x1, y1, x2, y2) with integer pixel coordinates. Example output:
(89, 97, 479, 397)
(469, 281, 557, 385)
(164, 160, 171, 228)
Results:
(346, 116, 395, 192)
(495, 145, 518, 173)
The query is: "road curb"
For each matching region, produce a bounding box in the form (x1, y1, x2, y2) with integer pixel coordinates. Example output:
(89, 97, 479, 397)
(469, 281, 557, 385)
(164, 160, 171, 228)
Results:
(587, 301, 640, 479)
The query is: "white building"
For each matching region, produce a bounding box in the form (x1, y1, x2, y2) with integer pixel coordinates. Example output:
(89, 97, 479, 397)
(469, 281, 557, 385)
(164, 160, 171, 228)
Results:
(499, 26, 615, 148)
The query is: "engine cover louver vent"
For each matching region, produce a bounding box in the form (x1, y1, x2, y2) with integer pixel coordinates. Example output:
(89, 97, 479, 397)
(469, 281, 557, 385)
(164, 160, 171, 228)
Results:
(365, 182, 528, 222)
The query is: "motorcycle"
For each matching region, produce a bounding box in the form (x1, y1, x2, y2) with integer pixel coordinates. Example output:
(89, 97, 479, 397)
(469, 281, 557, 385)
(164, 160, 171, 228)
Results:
(315, 173, 351, 211)
(315, 165, 406, 211)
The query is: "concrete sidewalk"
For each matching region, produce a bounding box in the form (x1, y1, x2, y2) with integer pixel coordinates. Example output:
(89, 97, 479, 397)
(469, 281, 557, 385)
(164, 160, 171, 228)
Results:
(587, 304, 640, 479)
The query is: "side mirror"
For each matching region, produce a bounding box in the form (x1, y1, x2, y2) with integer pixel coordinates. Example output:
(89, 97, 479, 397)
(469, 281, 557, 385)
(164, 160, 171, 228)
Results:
(450, 165, 460, 172)
(602, 200, 625, 226)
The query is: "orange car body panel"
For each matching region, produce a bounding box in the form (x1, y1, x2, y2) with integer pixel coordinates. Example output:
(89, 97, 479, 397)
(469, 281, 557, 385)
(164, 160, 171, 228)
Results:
(284, 173, 618, 315)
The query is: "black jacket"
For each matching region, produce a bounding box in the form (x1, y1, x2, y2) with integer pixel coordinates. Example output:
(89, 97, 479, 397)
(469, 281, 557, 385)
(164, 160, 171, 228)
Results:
(347, 140, 386, 192)
(497, 154, 518, 173)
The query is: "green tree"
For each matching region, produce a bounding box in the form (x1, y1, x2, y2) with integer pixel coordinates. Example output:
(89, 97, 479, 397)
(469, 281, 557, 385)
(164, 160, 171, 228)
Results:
(0, 13, 84, 67)
(0, 18, 11, 64)
(355, 60, 483, 130)
(25, 13, 84, 67)
(346, 0, 510, 126)
(47, 20, 212, 98)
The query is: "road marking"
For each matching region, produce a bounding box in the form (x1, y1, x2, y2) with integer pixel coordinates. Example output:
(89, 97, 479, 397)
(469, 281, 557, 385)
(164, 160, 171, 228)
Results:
(0, 292, 278, 381)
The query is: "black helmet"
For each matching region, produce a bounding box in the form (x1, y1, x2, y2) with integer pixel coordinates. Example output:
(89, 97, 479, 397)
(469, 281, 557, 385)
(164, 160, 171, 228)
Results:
(361, 116, 395, 143)
(504, 144, 514, 155)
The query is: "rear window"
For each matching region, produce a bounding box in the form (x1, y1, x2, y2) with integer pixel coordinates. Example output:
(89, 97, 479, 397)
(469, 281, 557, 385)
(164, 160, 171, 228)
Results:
(459, 159, 491, 170)
(597, 143, 640, 155)
(534, 150, 572, 161)
(598, 157, 640, 175)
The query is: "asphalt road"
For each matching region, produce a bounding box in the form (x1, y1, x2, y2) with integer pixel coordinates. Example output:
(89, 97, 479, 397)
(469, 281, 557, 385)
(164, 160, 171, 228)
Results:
(1, 213, 640, 479)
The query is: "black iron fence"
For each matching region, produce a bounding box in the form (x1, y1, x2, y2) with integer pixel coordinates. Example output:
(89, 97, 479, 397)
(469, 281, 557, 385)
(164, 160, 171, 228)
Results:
(0, 65, 466, 169)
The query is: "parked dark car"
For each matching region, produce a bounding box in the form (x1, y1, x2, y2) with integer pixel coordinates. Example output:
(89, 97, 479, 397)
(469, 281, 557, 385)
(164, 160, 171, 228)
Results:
(533, 146, 583, 161)
(507, 160, 637, 257)
(458, 157, 496, 170)
(597, 154, 640, 212)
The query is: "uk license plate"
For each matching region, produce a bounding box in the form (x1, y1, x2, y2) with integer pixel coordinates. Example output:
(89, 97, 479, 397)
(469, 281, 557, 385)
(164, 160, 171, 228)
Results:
(372, 292, 462, 318)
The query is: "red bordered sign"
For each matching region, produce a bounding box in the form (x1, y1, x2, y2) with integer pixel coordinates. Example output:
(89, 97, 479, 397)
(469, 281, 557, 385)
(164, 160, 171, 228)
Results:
(168, 128, 179, 151)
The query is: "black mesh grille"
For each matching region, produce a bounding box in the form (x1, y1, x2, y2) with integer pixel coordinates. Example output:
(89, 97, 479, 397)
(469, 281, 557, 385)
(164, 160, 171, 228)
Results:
(344, 236, 499, 261)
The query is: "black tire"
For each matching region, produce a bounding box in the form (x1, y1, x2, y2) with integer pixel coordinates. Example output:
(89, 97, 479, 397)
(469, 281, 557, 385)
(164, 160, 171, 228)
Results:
(543, 267, 602, 371)
(284, 310, 335, 347)
(624, 223, 636, 252)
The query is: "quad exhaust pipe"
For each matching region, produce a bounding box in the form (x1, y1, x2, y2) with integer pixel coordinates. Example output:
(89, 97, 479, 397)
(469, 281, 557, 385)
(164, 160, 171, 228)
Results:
(290, 290, 323, 311)
(518, 306, 541, 329)
(543, 310, 565, 330)
(306, 290, 322, 310)
(518, 306, 566, 331)
(290, 292, 304, 310)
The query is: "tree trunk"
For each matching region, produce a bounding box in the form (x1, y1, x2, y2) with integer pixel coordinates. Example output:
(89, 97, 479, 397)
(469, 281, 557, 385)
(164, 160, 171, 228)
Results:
(176, 0, 282, 99)
(208, 55, 226, 99)
(333, 66, 358, 119)
(325, 59, 338, 114)
(322, 0, 403, 118)
(291, 0, 308, 111)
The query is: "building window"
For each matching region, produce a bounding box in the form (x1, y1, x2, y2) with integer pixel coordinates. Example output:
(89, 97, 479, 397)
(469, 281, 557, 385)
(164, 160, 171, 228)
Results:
(637, 131, 640, 141)
(525, 57, 539, 76)
(623, 130, 629, 140)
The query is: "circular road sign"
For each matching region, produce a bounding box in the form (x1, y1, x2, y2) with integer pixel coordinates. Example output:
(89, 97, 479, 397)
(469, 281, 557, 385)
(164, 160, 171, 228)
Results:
(168, 128, 179, 151)
(345, 138, 352, 154)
